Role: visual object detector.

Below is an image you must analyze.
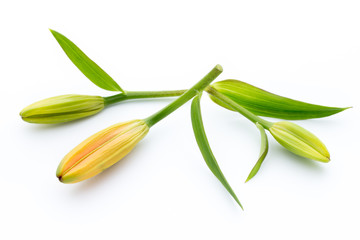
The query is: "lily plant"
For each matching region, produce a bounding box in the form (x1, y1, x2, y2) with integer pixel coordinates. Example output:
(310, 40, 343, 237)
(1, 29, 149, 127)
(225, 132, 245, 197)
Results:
(20, 29, 350, 209)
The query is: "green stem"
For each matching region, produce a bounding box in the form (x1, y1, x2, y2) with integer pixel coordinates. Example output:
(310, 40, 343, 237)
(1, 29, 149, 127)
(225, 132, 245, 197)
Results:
(205, 86, 273, 129)
(103, 90, 187, 105)
(144, 65, 223, 128)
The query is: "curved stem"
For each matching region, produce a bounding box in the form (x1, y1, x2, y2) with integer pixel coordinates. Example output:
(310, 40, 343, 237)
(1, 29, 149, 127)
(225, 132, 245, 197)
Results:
(103, 90, 187, 106)
(205, 86, 273, 129)
(144, 65, 223, 128)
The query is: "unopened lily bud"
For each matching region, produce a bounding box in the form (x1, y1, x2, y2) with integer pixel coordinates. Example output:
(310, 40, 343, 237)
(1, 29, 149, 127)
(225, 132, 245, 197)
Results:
(20, 94, 105, 124)
(56, 119, 149, 183)
(269, 121, 330, 162)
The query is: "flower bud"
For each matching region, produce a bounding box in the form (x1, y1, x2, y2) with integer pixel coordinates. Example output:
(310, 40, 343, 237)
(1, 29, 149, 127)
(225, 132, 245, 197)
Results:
(269, 121, 330, 162)
(56, 119, 149, 183)
(20, 94, 105, 124)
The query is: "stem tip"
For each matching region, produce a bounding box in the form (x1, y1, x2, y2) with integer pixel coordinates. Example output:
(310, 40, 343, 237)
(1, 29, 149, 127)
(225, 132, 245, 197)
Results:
(215, 64, 223, 72)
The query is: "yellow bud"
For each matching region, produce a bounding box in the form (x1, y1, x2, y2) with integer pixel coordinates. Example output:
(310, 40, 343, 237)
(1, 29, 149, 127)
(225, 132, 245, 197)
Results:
(20, 94, 105, 124)
(269, 121, 330, 162)
(56, 119, 149, 183)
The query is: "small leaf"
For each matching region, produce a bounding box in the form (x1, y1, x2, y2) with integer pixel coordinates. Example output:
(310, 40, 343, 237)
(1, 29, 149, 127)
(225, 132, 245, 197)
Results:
(191, 93, 243, 209)
(50, 29, 123, 92)
(210, 80, 349, 120)
(245, 123, 269, 183)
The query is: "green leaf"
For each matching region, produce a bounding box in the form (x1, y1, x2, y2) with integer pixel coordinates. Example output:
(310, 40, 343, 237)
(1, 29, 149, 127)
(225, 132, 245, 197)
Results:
(210, 79, 350, 120)
(191, 93, 243, 209)
(245, 123, 269, 183)
(50, 29, 123, 92)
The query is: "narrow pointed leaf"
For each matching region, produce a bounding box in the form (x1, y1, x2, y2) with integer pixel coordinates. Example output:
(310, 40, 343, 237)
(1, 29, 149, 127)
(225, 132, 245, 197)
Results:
(191, 93, 243, 209)
(210, 79, 349, 120)
(245, 123, 269, 183)
(50, 29, 123, 92)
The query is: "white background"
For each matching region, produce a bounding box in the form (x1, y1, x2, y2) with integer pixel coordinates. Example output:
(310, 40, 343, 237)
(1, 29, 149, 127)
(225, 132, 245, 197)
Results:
(1, 0, 359, 239)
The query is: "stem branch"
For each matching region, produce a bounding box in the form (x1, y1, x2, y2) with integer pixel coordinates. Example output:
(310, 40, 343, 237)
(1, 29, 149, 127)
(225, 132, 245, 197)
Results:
(205, 86, 273, 129)
(103, 90, 186, 105)
(144, 65, 223, 127)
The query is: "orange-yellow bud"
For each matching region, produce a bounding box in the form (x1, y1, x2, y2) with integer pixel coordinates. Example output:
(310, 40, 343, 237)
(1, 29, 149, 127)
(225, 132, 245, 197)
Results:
(56, 119, 149, 183)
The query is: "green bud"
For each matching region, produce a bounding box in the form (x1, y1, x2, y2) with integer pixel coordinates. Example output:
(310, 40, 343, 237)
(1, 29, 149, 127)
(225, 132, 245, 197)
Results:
(20, 94, 105, 124)
(269, 121, 330, 163)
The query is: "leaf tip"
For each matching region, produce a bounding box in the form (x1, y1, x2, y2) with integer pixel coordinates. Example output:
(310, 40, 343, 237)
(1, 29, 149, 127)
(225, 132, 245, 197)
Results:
(49, 28, 57, 35)
(237, 200, 244, 210)
(49, 29, 62, 40)
(232, 194, 244, 210)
